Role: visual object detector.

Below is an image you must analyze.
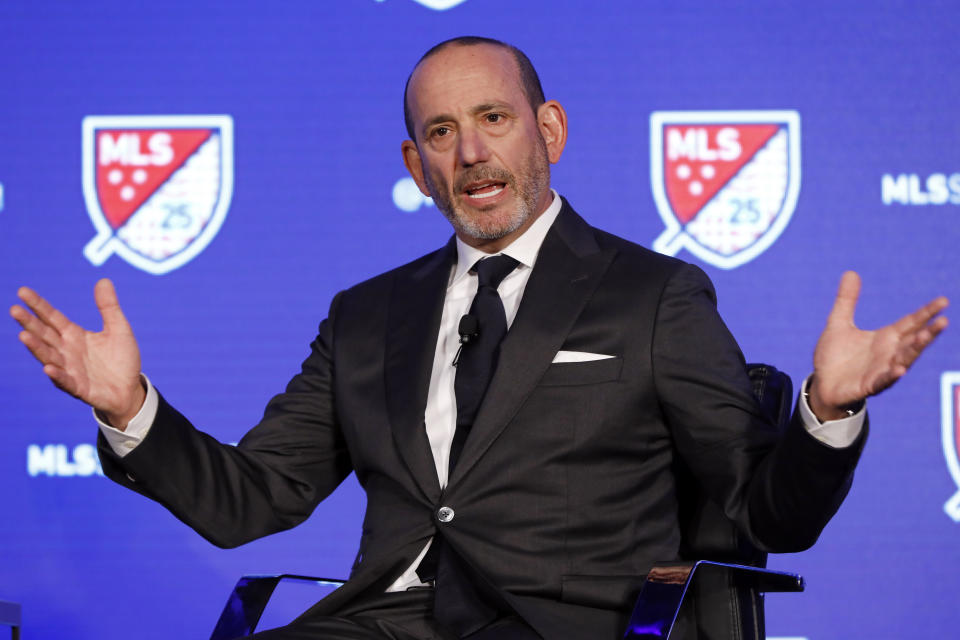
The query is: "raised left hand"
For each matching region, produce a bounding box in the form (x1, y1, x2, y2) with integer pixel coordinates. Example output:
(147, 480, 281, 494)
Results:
(809, 271, 949, 421)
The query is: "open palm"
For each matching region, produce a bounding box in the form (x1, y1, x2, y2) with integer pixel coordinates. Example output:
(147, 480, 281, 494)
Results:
(11, 279, 144, 426)
(810, 271, 949, 420)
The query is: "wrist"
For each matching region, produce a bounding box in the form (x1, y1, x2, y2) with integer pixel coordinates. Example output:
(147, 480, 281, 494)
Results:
(102, 376, 147, 430)
(805, 376, 864, 423)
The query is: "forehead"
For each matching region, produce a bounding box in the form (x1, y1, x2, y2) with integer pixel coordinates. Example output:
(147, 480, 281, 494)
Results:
(407, 44, 525, 121)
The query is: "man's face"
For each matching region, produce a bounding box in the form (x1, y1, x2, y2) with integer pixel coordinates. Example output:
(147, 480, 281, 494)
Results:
(402, 44, 556, 248)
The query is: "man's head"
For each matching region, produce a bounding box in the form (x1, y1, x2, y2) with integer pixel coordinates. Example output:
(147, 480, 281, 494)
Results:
(403, 37, 546, 141)
(401, 37, 568, 252)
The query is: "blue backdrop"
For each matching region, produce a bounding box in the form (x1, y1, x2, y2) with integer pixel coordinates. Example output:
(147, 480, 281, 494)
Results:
(1, 1, 958, 638)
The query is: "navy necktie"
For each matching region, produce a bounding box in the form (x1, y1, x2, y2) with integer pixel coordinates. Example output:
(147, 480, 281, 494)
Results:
(449, 254, 519, 472)
(417, 254, 519, 636)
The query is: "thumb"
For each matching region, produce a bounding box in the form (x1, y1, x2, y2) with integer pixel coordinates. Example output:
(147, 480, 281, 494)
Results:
(94, 278, 130, 332)
(826, 270, 861, 328)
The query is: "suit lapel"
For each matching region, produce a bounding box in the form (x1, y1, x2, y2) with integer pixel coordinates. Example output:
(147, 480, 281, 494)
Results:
(385, 240, 454, 503)
(449, 201, 617, 486)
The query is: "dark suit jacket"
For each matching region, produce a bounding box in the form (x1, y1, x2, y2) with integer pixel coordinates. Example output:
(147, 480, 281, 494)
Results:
(99, 198, 866, 640)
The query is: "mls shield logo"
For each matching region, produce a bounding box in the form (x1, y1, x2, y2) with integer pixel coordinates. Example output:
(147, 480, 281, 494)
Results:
(650, 110, 800, 269)
(82, 115, 234, 275)
(941, 372, 960, 521)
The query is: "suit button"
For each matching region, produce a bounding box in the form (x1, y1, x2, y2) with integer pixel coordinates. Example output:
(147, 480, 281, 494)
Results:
(437, 506, 455, 523)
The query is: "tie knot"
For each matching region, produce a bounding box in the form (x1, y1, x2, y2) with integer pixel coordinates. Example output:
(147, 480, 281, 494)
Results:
(472, 255, 519, 290)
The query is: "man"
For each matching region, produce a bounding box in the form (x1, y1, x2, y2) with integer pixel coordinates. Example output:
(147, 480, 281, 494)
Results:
(10, 37, 948, 640)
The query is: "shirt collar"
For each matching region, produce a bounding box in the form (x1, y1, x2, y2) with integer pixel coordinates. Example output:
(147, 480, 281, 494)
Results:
(451, 189, 562, 286)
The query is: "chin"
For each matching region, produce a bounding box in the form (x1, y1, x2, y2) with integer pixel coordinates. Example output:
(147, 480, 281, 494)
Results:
(454, 211, 526, 241)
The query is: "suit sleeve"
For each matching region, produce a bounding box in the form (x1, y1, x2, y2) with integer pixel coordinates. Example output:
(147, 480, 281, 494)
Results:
(651, 263, 866, 552)
(97, 293, 353, 549)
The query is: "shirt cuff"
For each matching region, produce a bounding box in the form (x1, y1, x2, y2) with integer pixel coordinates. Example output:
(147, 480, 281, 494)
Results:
(94, 374, 159, 458)
(797, 374, 865, 448)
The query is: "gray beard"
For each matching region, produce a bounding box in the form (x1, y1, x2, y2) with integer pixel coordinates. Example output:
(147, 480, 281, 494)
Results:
(443, 191, 531, 241)
(426, 137, 550, 242)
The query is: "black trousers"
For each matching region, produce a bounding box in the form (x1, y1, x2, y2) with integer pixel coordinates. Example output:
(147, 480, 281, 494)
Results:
(245, 589, 541, 640)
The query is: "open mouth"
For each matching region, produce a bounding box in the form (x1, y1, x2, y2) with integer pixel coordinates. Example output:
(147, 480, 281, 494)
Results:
(464, 180, 506, 200)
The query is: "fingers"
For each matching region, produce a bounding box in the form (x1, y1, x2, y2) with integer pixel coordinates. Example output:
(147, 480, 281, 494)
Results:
(894, 295, 950, 333)
(899, 313, 949, 366)
(874, 309, 951, 395)
(924, 314, 949, 341)
(10, 303, 63, 350)
(93, 278, 130, 332)
(891, 297, 948, 364)
(16, 326, 65, 369)
(826, 270, 861, 327)
(15, 286, 73, 334)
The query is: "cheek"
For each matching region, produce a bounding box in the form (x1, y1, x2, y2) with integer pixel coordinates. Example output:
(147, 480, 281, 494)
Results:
(502, 139, 534, 169)
(425, 163, 453, 193)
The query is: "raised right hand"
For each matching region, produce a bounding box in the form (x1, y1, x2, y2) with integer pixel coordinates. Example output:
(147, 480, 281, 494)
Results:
(10, 278, 144, 429)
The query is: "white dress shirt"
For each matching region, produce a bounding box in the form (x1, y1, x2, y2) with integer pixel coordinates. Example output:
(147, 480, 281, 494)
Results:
(96, 189, 864, 592)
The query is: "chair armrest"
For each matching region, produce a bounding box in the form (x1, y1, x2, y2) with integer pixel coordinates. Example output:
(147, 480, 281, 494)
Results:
(210, 574, 345, 640)
(622, 561, 803, 640)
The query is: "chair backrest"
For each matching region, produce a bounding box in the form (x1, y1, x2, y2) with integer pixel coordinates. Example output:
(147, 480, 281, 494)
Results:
(672, 363, 793, 640)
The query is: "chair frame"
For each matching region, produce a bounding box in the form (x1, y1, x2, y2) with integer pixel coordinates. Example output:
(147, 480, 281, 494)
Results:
(210, 575, 345, 640)
(623, 561, 803, 639)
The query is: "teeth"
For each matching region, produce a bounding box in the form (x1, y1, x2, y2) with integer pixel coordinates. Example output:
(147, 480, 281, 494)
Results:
(467, 185, 504, 200)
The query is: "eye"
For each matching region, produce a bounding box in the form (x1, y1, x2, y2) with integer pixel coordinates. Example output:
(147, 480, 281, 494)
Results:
(485, 113, 503, 123)
(432, 126, 450, 138)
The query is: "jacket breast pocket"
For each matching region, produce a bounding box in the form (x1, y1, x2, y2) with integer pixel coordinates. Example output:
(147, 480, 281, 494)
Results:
(538, 357, 623, 387)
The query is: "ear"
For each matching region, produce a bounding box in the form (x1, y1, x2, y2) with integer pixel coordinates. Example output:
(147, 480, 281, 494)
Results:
(536, 100, 568, 164)
(401, 140, 432, 197)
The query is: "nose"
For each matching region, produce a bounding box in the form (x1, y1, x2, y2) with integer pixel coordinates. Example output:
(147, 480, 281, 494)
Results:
(457, 125, 490, 166)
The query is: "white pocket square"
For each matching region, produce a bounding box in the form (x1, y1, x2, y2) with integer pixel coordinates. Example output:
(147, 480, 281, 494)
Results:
(552, 350, 616, 363)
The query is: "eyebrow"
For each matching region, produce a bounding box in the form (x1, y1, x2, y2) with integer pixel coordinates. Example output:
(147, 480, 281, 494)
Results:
(420, 102, 515, 137)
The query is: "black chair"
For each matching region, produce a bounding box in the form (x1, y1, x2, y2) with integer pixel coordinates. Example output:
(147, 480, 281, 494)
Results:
(626, 362, 804, 640)
(211, 364, 802, 640)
